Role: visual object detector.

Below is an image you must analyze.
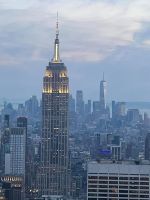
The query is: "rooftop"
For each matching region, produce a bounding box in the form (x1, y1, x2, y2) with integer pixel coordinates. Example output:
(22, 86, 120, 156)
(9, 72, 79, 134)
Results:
(88, 160, 150, 175)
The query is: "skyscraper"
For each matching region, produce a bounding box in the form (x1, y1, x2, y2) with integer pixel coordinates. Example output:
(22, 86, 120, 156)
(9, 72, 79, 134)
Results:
(10, 127, 26, 175)
(25, 95, 39, 118)
(100, 73, 107, 111)
(145, 133, 150, 160)
(69, 94, 75, 113)
(38, 17, 69, 198)
(4, 115, 9, 128)
(17, 117, 27, 131)
(85, 100, 91, 116)
(76, 90, 84, 116)
(127, 109, 140, 124)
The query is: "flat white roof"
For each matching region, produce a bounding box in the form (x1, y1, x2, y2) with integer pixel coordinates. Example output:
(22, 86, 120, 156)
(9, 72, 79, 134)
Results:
(88, 161, 150, 175)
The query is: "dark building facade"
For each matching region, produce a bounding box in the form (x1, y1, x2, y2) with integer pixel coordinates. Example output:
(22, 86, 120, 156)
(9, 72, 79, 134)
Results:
(145, 133, 150, 160)
(1, 176, 24, 200)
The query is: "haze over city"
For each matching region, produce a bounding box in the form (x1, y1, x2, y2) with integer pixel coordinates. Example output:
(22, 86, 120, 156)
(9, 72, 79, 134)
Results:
(1, 0, 150, 102)
(1, 1, 150, 200)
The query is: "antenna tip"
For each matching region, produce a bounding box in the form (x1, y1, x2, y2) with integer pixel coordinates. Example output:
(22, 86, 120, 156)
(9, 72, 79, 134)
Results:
(103, 72, 105, 81)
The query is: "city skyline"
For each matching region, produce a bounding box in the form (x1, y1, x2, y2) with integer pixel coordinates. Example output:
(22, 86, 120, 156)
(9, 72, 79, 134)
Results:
(1, 0, 150, 101)
(1, 2, 150, 199)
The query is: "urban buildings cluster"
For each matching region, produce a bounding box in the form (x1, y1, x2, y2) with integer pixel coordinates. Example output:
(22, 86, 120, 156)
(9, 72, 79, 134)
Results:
(0, 20, 150, 200)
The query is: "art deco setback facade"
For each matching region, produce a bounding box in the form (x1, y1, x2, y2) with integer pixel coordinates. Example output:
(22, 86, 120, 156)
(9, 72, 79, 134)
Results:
(38, 19, 69, 198)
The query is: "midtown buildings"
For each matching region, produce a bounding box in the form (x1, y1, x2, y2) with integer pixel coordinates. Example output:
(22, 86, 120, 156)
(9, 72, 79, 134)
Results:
(0, 14, 150, 200)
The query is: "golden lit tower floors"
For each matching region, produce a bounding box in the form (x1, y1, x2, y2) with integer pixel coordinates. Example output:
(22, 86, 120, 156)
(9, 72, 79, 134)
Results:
(38, 19, 69, 197)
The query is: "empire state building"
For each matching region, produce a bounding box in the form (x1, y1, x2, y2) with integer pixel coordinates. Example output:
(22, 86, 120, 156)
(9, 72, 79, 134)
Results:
(38, 19, 69, 198)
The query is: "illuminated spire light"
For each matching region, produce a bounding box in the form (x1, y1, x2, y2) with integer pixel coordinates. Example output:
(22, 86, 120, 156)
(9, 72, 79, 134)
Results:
(52, 12, 61, 63)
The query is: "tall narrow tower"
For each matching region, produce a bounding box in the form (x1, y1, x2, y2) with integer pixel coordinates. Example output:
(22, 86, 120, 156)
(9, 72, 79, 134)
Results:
(38, 17, 69, 198)
(100, 73, 107, 111)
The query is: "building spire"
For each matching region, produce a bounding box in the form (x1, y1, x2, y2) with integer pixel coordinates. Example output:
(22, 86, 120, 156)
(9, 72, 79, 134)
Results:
(56, 12, 59, 39)
(103, 72, 105, 81)
(52, 12, 61, 63)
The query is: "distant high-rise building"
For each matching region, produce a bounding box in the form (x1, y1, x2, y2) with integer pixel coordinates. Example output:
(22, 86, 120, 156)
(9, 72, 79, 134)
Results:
(85, 100, 91, 116)
(112, 100, 116, 119)
(110, 145, 121, 160)
(69, 95, 76, 132)
(69, 94, 75, 113)
(38, 17, 69, 198)
(144, 113, 150, 127)
(108, 135, 122, 161)
(87, 161, 150, 200)
(145, 133, 150, 160)
(16, 117, 31, 196)
(4, 115, 9, 129)
(116, 102, 126, 117)
(112, 101, 126, 119)
(10, 127, 26, 175)
(25, 95, 39, 117)
(0, 115, 10, 174)
(112, 101, 126, 127)
(127, 109, 140, 124)
(92, 101, 100, 119)
(17, 117, 27, 130)
(17, 104, 25, 117)
(76, 90, 84, 116)
(100, 74, 107, 111)
(1, 103, 16, 124)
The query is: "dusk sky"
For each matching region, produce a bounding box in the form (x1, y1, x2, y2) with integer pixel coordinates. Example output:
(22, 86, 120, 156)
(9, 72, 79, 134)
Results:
(1, 0, 150, 103)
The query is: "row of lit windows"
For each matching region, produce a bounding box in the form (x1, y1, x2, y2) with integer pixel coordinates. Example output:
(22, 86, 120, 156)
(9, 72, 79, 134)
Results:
(45, 70, 68, 78)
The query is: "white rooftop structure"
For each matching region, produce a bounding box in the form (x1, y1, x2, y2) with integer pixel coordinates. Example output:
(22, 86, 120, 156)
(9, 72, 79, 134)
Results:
(88, 161, 150, 175)
(87, 161, 150, 200)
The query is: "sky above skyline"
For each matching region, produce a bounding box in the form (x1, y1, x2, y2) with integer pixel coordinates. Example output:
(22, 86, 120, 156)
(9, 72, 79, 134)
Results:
(0, 0, 150, 103)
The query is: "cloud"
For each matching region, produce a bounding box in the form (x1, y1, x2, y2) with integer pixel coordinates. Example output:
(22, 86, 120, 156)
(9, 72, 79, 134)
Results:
(62, 50, 106, 62)
(142, 39, 150, 48)
(0, 54, 20, 66)
(0, 0, 150, 65)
